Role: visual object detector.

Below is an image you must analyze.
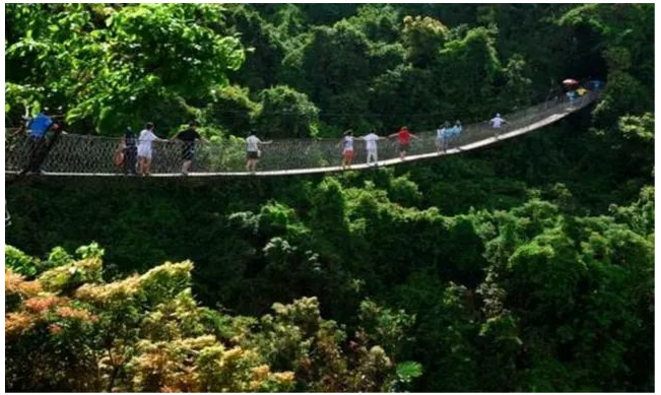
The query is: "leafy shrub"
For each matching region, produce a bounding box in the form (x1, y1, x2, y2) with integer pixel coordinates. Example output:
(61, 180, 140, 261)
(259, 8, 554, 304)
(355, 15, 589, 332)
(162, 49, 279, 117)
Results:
(255, 85, 320, 139)
(5, 245, 39, 277)
(5, 245, 411, 392)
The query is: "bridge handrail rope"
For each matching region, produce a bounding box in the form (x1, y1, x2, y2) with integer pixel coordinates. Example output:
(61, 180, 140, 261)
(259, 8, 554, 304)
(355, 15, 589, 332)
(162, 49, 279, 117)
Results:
(5, 91, 599, 177)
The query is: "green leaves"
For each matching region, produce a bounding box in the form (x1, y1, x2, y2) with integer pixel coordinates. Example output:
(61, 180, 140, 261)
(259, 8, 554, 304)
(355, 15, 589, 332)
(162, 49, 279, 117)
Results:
(255, 85, 320, 139)
(402, 15, 448, 67)
(396, 361, 423, 383)
(5, 245, 40, 277)
(618, 113, 654, 143)
(6, 3, 245, 134)
(3, 4, 655, 392)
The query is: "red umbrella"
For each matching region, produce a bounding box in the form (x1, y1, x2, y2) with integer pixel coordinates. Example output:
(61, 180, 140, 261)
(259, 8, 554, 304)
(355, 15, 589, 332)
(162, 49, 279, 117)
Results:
(562, 78, 579, 86)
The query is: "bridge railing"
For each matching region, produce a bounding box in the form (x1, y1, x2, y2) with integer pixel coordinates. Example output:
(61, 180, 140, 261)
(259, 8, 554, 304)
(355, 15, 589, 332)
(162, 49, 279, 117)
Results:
(5, 91, 598, 175)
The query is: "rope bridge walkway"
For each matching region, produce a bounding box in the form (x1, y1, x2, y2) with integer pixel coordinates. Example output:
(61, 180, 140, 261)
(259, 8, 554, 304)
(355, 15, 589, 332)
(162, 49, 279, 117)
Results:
(5, 92, 598, 178)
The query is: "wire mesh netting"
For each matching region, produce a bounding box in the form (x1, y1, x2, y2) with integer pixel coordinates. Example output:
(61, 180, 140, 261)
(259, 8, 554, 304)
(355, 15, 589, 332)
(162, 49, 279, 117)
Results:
(5, 92, 598, 176)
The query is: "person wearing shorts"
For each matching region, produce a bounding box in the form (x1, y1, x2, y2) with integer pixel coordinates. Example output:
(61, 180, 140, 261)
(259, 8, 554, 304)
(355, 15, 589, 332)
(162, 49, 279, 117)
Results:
(338, 130, 355, 169)
(174, 121, 205, 176)
(389, 126, 418, 160)
(137, 122, 166, 176)
(246, 131, 271, 172)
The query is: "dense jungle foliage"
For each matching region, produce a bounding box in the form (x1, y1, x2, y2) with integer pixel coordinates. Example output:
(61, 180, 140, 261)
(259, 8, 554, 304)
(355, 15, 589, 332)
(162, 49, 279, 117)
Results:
(5, 3, 655, 392)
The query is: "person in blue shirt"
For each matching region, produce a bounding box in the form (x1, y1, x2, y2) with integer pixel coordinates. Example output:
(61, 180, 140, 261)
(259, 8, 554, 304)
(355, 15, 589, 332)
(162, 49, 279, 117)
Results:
(436, 122, 449, 153)
(24, 113, 60, 174)
(442, 120, 463, 152)
(452, 120, 462, 147)
(589, 79, 604, 91)
(443, 123, 455, 152)
(566, 90, 577, 105)
(28, 112, 53, 140)
(453, 120, 462, 133)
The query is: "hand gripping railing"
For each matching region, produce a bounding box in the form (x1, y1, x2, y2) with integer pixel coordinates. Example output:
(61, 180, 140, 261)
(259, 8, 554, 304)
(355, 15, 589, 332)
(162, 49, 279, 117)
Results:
(5, 92, 598, 177)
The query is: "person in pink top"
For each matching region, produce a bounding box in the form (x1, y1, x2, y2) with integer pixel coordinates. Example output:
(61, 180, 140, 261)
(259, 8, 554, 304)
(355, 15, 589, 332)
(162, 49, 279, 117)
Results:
(389, 126, 419, 160)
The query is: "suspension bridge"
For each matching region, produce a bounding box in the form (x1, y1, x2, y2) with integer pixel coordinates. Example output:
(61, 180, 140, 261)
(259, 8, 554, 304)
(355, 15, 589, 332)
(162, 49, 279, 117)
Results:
(5, 92, 598, 179)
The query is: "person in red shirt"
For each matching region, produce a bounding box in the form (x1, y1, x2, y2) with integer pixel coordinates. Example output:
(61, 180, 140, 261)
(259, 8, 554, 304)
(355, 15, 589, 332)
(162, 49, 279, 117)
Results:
(389, 126, 419, 160)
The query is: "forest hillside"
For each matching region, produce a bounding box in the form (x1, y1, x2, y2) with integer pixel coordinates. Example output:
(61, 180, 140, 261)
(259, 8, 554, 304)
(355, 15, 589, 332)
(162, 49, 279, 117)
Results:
(5, 4, 654, 392)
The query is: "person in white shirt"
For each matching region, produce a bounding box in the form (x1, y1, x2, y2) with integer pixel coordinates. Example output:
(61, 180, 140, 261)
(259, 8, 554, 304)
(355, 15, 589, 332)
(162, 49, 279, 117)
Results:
(490, 113, 507, 129)
(360, 129, 384, 166)
(137, 122, 167, 176)
(246, 131, 271, 173)
(337, 130, 355, 170)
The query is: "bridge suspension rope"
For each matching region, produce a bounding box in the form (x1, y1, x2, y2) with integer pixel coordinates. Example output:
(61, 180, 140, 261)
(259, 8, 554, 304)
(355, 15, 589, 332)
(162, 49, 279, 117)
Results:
(5, 92, 598, 178)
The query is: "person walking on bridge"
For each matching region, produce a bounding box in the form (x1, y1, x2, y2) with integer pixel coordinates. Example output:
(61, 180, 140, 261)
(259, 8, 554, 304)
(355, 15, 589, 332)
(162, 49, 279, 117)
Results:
(137, 122, 167, 176)
(24, 112, 63, 174)
(338, 130, 355, 170)
(173, 121, 205, 176)
(246, 130, 271, 173)
(447, 120, 463, 151)
(490, 113, 507, 137)
(490, 113, 506, 129)
(389, 126, 419, 160)
(566, 89, 577, 106)
(436, 122, 449, 153)
(25, 112, 54, 173)
(121, 127, 138, 175)
(360, 129, 384, 166)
